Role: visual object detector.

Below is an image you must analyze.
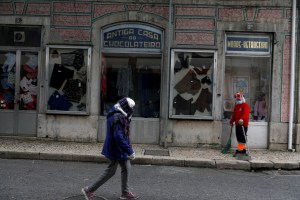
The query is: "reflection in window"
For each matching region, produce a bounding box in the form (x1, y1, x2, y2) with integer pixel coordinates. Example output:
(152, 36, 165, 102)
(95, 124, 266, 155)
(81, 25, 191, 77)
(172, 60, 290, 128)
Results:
(170, 50, 215, 118)
(223, 57, 271, 122)
(101, 54, 161, 118)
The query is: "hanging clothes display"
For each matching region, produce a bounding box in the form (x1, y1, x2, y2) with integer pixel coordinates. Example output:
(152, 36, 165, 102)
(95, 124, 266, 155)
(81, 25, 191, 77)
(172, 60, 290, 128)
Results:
(173, 94, 195, 115)
(48, 90, 72, 111)
(116, 67, 133, 97)
(253, 94, 267, 120)
(25, 53, 38, 69)
(62, 79, 86, 103)
(193, 88, 212, 112)
(2, 53, 15, 73)
(101, 54, 107, 98)
(61, 49, 84, 71)
(49, 64, 74, 89)
(174, 69, 201, 95)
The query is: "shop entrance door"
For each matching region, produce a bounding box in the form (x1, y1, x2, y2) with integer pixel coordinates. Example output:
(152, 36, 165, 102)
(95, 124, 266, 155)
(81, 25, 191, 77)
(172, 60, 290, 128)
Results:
(0, 50, 39, 136)
(222, 33, 272, 149)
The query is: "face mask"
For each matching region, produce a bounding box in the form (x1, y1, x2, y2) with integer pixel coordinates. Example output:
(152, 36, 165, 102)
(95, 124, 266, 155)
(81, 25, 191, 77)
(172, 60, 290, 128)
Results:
(236, 100, 243, 105)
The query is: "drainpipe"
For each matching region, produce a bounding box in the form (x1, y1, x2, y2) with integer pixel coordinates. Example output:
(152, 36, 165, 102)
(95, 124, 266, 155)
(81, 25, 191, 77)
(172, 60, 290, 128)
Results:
(163, 0, 172, 148)
(288, 0, 297, 151)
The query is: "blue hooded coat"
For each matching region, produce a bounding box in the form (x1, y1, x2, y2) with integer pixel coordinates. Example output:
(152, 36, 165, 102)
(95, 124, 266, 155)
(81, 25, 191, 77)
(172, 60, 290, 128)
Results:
(101, 107, 134, 160)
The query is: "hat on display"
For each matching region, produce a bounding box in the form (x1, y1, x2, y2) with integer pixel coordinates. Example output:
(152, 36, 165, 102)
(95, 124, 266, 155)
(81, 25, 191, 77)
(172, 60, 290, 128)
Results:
(51, 50, 59, 58)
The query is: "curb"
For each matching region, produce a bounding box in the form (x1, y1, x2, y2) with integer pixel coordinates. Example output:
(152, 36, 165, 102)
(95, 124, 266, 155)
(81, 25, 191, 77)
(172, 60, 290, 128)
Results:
(1, 151, 300, 171)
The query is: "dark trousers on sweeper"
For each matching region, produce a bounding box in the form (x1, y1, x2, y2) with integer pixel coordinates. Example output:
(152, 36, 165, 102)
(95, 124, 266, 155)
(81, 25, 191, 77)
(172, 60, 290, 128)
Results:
(236, 125, 248, 151)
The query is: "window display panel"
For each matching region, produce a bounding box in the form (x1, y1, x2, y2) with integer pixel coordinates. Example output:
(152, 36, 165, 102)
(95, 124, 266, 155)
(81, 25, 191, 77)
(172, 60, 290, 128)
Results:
(170, 50, 216, 119)
(223, 56, 270, 122)
(0, 51, 16, 110)
(101, 54, 161, 118)
(46, 46, 91, 114)
(19, 52, 38, 110)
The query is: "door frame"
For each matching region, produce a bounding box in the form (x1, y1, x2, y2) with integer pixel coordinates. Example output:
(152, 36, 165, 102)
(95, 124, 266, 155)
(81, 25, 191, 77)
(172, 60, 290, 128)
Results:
(0, 47, 40, 136)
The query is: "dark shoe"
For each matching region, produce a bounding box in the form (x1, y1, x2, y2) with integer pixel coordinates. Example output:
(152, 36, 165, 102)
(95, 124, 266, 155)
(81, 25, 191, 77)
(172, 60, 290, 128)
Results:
(233, 150, 241, 157)
(81, 187, 94, 200)
(240, 149, 249, 156)
(120, 191, 139, 199)
(241, 149, 247, 154)
(233, 149, 248, 157)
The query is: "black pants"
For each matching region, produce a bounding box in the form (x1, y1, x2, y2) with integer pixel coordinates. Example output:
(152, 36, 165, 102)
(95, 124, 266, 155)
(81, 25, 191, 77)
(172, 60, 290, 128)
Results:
(235, 125, 247, 144)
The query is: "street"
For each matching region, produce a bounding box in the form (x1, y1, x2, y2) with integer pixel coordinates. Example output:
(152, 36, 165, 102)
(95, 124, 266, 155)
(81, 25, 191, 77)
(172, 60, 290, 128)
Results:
(0, 158, 300, 200)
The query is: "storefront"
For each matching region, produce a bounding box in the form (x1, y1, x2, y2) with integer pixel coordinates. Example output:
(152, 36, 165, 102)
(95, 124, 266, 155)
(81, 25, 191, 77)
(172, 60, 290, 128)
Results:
(0, 25, 41, 136)
(222, 33, 272, 149)
(0, 1, 298, 151)
(98, 23, 163, 144)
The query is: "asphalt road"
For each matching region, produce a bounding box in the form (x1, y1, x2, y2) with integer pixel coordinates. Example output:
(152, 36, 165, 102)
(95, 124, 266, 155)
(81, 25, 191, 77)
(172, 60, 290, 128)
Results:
(1, 158, 300, 200)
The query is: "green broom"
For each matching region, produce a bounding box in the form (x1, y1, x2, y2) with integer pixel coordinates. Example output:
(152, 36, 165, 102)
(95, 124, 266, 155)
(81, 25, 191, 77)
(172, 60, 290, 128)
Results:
(221, 125, 233, 154)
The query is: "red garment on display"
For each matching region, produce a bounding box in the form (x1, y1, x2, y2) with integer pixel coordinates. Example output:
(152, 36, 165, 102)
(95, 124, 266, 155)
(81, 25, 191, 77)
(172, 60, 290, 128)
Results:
(230, 102, 250, 127)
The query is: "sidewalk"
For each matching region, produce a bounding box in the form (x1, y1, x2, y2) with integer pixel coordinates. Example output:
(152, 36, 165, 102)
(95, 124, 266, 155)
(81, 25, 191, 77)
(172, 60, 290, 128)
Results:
(1, 136, 300, 171)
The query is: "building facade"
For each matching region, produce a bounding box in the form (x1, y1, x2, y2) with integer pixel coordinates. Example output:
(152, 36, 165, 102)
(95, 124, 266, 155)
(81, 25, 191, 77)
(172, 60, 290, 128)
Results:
(0, 0, 299, 151)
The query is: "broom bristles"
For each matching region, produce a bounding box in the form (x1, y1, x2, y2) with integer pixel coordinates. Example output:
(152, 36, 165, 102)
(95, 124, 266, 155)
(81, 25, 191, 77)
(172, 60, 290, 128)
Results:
(221, 142, 231, 154)
(221, 125, 233, 154)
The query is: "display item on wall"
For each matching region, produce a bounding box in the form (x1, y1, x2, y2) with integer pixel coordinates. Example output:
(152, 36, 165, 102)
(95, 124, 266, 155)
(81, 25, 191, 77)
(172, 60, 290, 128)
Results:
(170, 50, 216, 118)
(62, 79, 86, 103)
(232, 76, 249, 99)
(49, 64, 74, 89)
(174, 69, 201, 95)
(48, 90, 72, 111)
(61, 49, 84, 71)
(2, 53, 16, 73)
(25, 53, 38, 68)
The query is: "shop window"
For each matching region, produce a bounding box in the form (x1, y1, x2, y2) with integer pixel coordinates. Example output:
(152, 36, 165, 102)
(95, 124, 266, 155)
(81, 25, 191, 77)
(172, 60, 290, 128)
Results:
(0, 51, 16, 110)
(19, 52, 38, 110)
(101, 53, 161, 118)
(0, 51, 39, 111)
(223, 56, 271, 122)
(169, 49, 216, 119)
(223, 33, 272, 122)
(45, 45, 91, 115)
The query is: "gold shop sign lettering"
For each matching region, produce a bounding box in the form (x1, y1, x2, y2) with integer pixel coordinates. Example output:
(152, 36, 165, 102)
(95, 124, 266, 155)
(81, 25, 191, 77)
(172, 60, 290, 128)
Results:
(226, 35, 271, 55)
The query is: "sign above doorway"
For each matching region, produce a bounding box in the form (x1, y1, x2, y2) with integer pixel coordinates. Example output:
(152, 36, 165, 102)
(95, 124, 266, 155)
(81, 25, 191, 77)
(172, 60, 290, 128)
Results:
(102, 23, 163, 53)
(225, 34, 271, 55)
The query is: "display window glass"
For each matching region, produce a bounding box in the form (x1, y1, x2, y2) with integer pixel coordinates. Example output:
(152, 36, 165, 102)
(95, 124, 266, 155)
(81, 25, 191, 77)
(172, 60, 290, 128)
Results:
(19, 51, 38, 110)
(169, 49, 216, 119)
(223, 56, 271, 122)
(0, 51, 16, 110)
(0, 50, 39, 111)
(101, 53, 161, 118)
(46, 45, 91, 115)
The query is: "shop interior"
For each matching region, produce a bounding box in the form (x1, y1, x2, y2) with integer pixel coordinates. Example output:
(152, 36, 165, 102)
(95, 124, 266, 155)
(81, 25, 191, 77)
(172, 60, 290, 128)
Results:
(223, 56, 271, 122)
(101, 53, 161, 118)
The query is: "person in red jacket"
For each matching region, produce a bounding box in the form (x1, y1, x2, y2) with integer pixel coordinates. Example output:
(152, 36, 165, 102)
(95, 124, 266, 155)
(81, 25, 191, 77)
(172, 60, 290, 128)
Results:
(230, 92, 250, 156)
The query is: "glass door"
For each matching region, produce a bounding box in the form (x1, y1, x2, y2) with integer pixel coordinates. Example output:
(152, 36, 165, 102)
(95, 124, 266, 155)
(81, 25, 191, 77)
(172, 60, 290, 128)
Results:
(0, 50, 39, 136)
